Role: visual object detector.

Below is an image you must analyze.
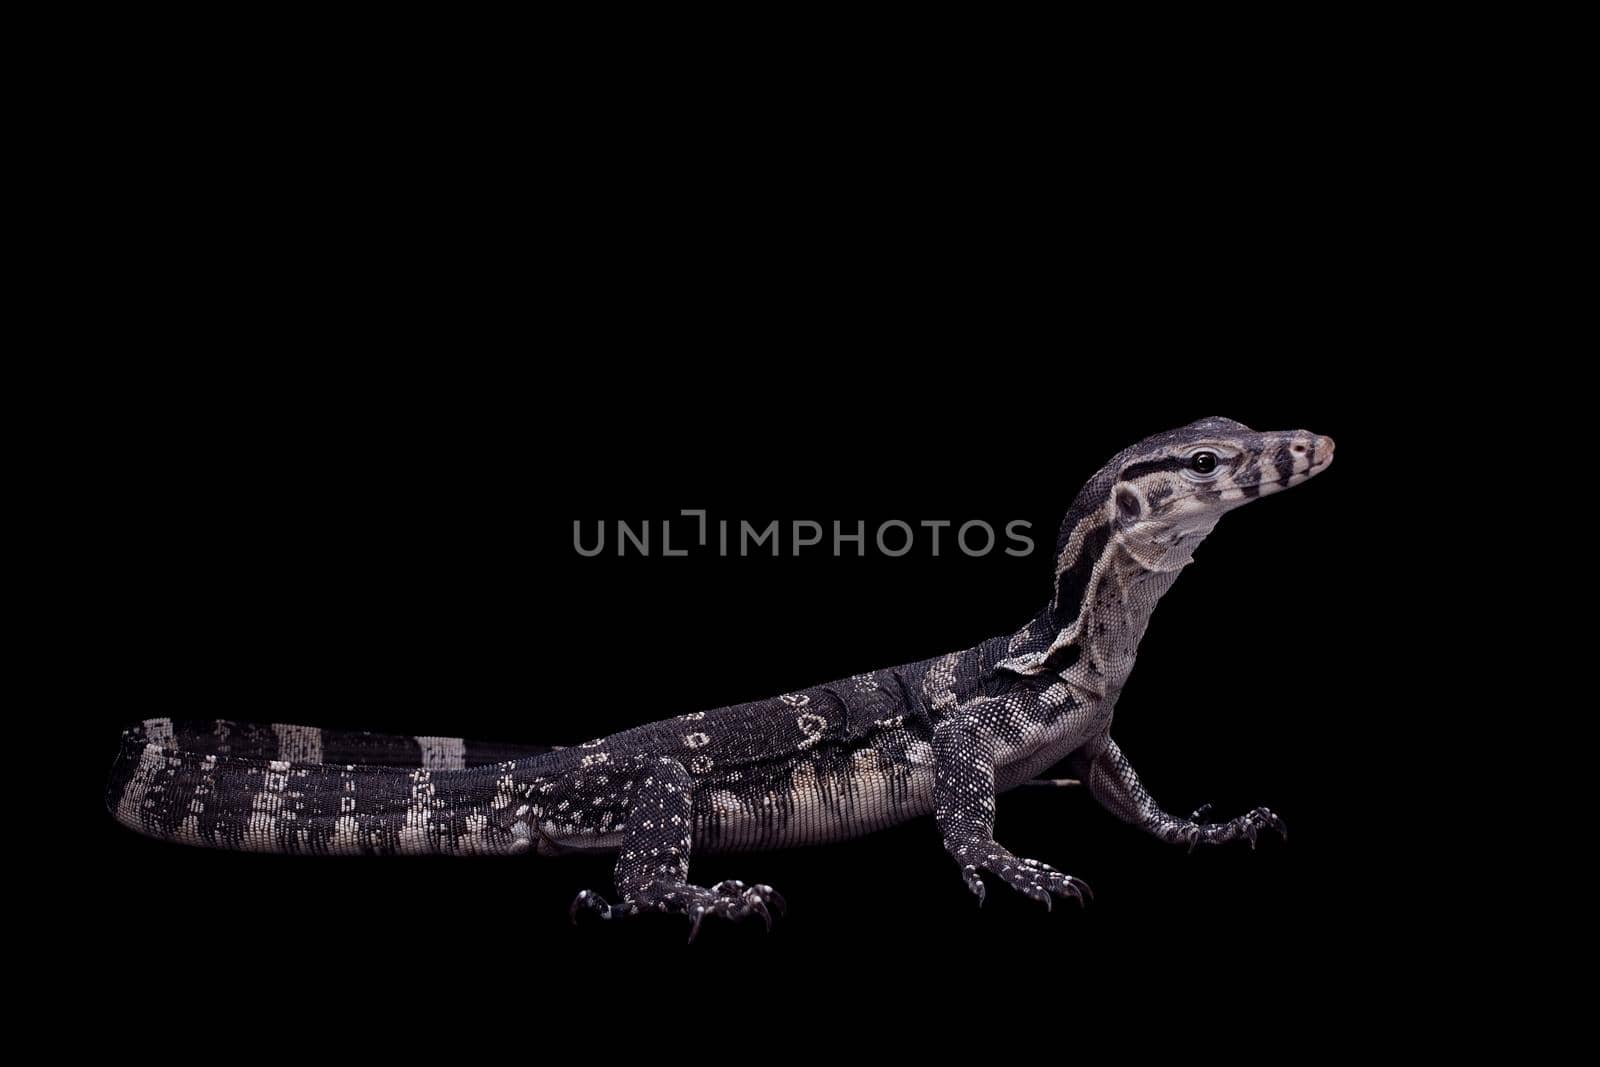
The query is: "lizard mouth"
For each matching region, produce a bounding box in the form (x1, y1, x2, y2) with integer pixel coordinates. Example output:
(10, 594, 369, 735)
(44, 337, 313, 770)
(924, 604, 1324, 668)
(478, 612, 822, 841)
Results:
(1310, 435, 1335, 469)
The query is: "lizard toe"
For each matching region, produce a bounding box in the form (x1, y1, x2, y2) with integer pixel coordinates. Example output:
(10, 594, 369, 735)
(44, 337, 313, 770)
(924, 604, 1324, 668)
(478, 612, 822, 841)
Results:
(569, 889, 613, 924)
(612, 878, 786, 940)
(754, 884, 786, 917)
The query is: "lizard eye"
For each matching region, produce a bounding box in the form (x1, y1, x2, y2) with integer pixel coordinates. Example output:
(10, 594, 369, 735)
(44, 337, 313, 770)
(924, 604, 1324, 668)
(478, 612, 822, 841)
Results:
(1188, 451, 1217, 474)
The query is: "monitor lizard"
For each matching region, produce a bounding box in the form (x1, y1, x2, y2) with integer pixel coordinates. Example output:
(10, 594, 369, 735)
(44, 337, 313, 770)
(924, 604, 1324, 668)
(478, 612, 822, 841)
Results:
(107, 416, 1334, 939)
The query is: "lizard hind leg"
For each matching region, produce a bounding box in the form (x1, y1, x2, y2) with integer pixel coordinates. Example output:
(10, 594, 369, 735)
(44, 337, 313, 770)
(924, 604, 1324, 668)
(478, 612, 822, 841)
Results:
(568, 757, 784, 942)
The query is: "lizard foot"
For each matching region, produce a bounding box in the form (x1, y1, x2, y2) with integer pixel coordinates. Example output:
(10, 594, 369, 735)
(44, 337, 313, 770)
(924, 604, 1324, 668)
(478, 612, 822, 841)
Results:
(569, 880, 786, 942)
(1168, 805, 1287, 852)
(953, 845, 1091, 911)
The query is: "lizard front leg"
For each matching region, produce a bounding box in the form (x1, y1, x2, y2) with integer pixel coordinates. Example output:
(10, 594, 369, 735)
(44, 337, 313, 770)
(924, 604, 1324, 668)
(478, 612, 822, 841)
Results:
(932, 710, 1091, 909)
(1068, 738, 1286, 850)
(568, 757, 784, 941)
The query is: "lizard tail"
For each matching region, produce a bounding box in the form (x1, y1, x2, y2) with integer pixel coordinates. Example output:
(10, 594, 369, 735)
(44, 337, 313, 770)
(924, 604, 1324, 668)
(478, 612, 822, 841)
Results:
(106, 717, 564, 856)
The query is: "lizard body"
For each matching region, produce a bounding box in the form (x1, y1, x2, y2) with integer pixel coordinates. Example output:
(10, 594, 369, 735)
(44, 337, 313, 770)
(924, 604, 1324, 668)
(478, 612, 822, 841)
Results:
(107, 417, 1334, 936)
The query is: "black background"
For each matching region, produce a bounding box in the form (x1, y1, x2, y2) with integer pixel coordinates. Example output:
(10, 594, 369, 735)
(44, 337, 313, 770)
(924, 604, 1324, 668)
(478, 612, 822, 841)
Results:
(83, 377, 1392, 1011)
(59, 34, 1449, 1044)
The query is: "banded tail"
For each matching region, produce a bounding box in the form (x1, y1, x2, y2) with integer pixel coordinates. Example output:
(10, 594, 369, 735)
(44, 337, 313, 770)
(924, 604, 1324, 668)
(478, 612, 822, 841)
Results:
(106, 718, 561, 856)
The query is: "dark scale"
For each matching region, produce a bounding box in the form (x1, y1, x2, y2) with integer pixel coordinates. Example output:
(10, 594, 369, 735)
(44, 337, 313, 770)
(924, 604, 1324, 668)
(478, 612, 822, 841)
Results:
(106, 417, 1334, 939)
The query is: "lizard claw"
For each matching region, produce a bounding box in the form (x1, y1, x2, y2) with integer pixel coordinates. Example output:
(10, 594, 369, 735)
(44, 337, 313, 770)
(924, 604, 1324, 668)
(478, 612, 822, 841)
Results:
(745, 893, 773, 931)
(756, 885, 787, 918)
(1172, 805, 1286, 850)
(686, 905, 709, 944)
(713, 879, 783, 926)
(1238, 806, 1287, 848)
(569, 889, 613, 924)
(953, 842, 1089, 911)
(960, 863, 986, 906)
(598, 879, 785, 941)
(1264, 808, 1288, 842)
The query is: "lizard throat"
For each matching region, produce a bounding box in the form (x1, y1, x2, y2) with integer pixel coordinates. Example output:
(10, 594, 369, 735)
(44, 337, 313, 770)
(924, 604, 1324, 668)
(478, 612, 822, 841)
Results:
(998, 537, 1188, 685)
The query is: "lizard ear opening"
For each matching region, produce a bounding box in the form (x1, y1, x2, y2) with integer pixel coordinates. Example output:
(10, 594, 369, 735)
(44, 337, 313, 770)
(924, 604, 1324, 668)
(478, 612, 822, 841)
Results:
(1115, 488, 1141, 523)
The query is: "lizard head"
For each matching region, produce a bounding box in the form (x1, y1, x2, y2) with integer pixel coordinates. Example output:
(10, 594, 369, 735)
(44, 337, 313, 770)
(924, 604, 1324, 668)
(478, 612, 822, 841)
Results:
(1103, 416, 1335, 571)
(1016, 415, 1336, 672)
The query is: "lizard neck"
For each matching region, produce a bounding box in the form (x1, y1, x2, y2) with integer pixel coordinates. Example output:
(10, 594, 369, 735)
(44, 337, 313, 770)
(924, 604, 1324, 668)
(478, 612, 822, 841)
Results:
(1067, 536, 1188, 692)
(994, 510, 1209, 693)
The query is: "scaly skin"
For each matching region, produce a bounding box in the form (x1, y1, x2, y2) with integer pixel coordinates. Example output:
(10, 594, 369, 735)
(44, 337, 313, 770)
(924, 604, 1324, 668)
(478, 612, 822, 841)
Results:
(107, 417, 1333, 939)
